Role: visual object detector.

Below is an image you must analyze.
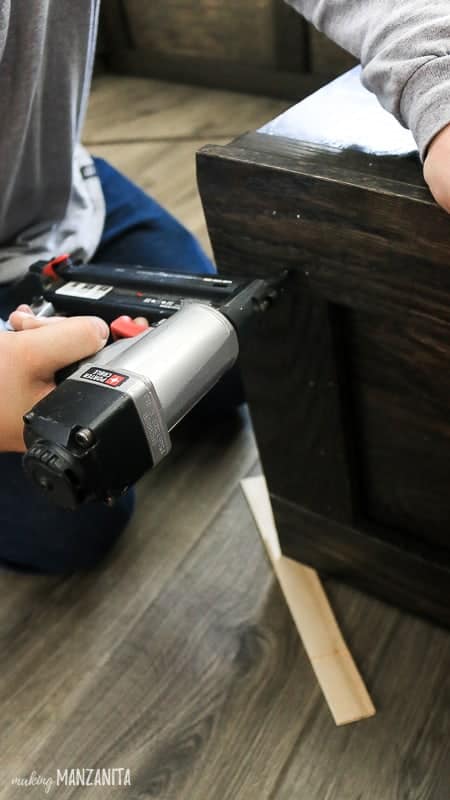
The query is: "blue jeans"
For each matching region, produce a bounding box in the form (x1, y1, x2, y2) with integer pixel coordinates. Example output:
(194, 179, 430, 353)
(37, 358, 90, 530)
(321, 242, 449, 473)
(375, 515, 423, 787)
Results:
(0, 159, 216, 573)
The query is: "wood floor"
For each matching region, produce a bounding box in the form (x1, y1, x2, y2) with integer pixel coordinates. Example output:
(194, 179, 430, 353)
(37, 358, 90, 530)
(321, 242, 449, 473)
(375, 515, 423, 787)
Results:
(82, 75, 289, 258)
(1, 76, 449, 800)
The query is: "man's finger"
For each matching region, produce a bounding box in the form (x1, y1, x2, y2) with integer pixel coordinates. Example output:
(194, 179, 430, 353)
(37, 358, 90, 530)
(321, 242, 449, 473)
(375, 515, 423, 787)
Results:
(133, 317, 150, 327)
(23, 315, 109, 377)
(9, 311, 66, 330)
(423, 123, 450, 215)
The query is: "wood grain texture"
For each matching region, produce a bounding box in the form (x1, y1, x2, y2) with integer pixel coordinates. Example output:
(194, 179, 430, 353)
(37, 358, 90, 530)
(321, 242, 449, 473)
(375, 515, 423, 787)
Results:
(1, 420, 449, 800)
(197, 130, 450, 624)
(84, 76, 289, 143)
(0, 414, 259, 790)
(123, 0, 278, 66)
(349, 309, 450, 548)
(242, 476, 375, 726)
(2, 441, 449, 798)
(270, 588, 450, 800)
(274, 495, 450, 626)
(100, 1, 324, 99)
(236, 271, 356, 525)
(198, 133, 450, 323)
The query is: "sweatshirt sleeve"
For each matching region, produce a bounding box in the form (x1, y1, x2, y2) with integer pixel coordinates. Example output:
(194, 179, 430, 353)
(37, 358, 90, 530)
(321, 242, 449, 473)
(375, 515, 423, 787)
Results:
(0, 1, 10, 62)
(0, 2, 10, 338)
(285, 0, 450, 158)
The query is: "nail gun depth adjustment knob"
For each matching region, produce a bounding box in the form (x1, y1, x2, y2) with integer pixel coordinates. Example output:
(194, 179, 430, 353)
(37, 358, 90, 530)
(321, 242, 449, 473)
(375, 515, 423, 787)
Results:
(23, 441, 87, 510)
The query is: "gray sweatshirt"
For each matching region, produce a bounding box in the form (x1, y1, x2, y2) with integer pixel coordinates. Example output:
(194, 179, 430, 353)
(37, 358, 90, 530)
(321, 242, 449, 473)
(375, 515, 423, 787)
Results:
(0, 0, 104, 284)
(287, 0, 450, 159)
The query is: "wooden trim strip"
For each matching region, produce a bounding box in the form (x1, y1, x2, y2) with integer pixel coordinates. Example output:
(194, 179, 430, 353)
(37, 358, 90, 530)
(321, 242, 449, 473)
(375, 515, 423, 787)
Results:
(241, 475, 376, 725)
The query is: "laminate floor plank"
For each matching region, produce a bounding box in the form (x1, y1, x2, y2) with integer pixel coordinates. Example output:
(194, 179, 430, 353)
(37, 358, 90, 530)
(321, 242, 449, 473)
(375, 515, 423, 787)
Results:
(3, 484, 318, 800)
(270, 582, 450, 800)
(4, 442, 448, 799)
(83, 76, 288, 144)
(0, 413, 257, 789)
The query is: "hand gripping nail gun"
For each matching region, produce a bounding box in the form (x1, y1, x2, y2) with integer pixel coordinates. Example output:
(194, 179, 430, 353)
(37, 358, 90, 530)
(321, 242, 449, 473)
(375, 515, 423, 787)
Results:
(20, 256, 287, 509)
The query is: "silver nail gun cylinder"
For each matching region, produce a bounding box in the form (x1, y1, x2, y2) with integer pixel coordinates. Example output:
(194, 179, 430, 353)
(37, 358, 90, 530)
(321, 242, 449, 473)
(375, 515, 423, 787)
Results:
(76, 302, 239, 432)
(115, 303, 239, 428)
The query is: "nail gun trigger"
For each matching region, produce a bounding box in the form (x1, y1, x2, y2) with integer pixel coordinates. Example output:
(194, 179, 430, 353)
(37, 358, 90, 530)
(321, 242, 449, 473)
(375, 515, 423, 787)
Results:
(110, 315, 150, 341)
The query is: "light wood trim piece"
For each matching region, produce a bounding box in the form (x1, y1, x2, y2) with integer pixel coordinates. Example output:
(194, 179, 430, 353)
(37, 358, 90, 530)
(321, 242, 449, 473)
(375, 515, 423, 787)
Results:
(241, 475, 376, 725)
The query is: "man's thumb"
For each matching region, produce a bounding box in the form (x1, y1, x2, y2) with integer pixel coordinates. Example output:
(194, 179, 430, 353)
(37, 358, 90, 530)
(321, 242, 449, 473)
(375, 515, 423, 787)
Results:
(27, 316, 109, 377)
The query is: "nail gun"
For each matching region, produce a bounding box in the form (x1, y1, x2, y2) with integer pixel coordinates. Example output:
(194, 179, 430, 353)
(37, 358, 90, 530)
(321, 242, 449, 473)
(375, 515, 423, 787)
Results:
(18, 256, 288, 509)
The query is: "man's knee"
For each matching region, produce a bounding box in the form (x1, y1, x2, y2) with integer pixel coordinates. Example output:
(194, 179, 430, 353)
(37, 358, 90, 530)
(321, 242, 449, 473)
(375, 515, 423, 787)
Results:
(0, 453, 134, 574)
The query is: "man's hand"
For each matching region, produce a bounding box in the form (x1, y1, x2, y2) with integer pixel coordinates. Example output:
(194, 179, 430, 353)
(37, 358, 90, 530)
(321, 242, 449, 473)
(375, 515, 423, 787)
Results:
(423, 123, 450, 214)
(0, 310, 109, 453)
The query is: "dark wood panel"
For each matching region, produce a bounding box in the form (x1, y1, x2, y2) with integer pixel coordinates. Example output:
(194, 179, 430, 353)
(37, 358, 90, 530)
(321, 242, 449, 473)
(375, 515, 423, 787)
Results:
(100, 3, 361, 97)
(200, 137, 450, 539)
(348, 310, 450, 548)
(123, 0, 279, 66)
(100, 2, 360, 96)
(197, 134, 450, 324)
(197, 125, 450, 625)
(201, 131, 427, 192)
(272, 494, 450, 626)
(104, 50, 329, 101)
(101, 0, 315, 99)
(236, 272, 356, 525)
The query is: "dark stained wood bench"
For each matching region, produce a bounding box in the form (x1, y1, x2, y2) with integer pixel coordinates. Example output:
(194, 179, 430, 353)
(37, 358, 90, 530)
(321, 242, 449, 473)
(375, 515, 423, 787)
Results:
(100, 0, 356, 99)
(197, 68, 450, 628)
